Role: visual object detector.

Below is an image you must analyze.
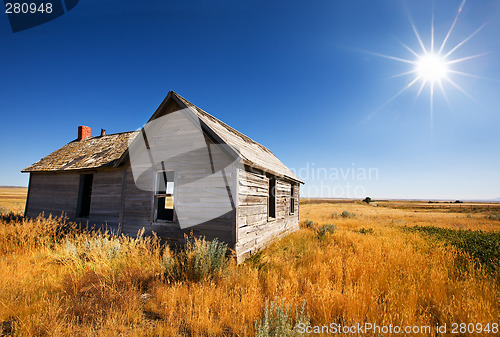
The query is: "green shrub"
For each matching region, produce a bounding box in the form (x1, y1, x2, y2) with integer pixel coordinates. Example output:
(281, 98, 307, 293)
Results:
(255, 300, 309, 337)
(302, 220, 317, 229)
(316, 224, 338, 238)
(486, 213, 500, 221)
(164, 236, 228, 282)
(66, 236, 122, 260)
(341, 210, 354, 218)
(357, 227, 374, 235)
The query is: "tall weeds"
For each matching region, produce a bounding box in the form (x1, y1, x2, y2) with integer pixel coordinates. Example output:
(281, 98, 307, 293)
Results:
(0, 202, 499, 336)
(255, 299, 309, 337)
(164, 235, 228, 282)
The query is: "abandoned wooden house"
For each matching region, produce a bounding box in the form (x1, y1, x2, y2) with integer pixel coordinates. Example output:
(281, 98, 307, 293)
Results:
(22, 91, 303, 261)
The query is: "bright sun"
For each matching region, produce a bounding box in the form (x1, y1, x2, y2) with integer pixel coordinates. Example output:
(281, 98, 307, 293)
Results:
(370, 0, 486, 128)
(415, 53, 449, 82)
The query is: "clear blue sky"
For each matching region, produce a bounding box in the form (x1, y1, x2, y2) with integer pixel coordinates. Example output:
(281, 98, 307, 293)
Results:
(1, 0, 499, 200)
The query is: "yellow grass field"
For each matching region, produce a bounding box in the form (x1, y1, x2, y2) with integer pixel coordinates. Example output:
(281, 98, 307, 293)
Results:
(0, 190, 499, 336)
(0, 187, 27, 214)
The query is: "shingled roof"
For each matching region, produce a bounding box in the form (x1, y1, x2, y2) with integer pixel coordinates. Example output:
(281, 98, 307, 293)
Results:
(172, 93, 302, 183)
(22, 92, 302, 183)
(22, 131, 138, 173)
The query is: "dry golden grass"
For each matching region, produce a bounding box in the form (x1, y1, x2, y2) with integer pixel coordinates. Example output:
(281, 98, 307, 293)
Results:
(0, 187, 27, 214)
(0, 191, 499, 336)
(301, 201, 500, 232)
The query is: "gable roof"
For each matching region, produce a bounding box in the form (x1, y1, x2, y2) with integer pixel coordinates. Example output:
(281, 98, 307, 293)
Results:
(170, 92, 301, 183)
(22, 91, 302, 183)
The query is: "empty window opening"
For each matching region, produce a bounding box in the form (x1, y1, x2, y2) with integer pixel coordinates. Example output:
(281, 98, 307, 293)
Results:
(268, 177, 276, 218)
(155, 171, 175, 221)
(77, 174, 93, 218)
(290, 183, 295, 214)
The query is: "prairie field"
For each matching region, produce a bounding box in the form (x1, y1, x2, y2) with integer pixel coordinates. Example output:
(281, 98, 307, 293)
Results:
(0, 187, 27, 214)
(0, 190, 499, 336)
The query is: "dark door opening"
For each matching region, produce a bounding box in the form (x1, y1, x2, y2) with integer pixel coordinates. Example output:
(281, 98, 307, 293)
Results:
(268, 177, 276, 218)
(77, 174, 93, 218)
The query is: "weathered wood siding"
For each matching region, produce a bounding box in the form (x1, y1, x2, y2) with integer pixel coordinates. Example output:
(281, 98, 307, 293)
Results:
(25, 169, 124, 228)
(121, 160, 237, 247)
(121, 100, 237, 247)
(25, 172, 80, 218)
(235, 168, 300, 261)
(121, 164, 154, 235)
(88, 169, 123, 230)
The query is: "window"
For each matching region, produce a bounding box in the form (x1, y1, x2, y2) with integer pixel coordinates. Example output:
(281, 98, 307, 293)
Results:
(155, 171, 175, 221)
(268, 177, 276, 218)
(290, 183, 295, 214)
(76, 174, 93, 218)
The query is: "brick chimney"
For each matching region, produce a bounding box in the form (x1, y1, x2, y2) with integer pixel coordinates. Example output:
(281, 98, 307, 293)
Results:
(78, 126, 91, 141)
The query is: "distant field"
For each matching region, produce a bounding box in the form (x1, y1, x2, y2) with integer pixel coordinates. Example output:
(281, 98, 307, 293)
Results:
(0, 187, 27, 213)
(302, 197, 500, 214)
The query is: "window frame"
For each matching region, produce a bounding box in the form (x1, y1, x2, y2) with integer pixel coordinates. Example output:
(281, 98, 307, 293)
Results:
(290, 183, 295, 215)
(153, 170, 176, 222)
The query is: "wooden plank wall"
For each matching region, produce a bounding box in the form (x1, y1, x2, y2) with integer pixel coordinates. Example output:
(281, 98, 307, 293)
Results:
(121, 104, 236, 247)
(88, 169, 123, 231)
(25, 172, 80, 218)
(235, 168, 300, 262)
(121, 164, 236, 247)
(26, 170, 125, 231)
(121, 164, 154, 236)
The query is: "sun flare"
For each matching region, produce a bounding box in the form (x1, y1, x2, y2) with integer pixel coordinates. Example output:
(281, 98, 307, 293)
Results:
(370, 0, 486, 128)
(415, 53, 449, 82)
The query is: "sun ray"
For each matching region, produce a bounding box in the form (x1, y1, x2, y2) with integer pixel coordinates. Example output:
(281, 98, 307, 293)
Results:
(447, 69, 500, 82)
(430, 81, 434, 131)
(447, 69, 484, 80)
(446, 52, 489, 65)
(438, 0, 466, 54)
(443, 23, 486, 58)
(391, 69, 417, 78)
(394, 38, 420, 58)
(403, 4, 428, 54)
(417, 79, 427, 97)
(437, 79, 451, 106)
(410, 22, 427, 54)
(359, 76, 421, 125)
(443, 77, 477, 102)
(374, 77, 421, 113)
(431, 8, 435, 53)
(369, 1, 485, 128)
(364, 50, 415, 64)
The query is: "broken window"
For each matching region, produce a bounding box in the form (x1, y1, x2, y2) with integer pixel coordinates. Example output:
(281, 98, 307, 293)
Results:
(155, 171, 175, 221)
(76, 174, 93, 218)
(290, 183, 295, 214)
(268, 177, 276, 218)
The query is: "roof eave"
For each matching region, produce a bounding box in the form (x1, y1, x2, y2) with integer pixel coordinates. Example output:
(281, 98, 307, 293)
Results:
(241, 159, 304, 184)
